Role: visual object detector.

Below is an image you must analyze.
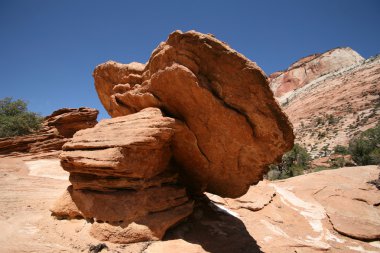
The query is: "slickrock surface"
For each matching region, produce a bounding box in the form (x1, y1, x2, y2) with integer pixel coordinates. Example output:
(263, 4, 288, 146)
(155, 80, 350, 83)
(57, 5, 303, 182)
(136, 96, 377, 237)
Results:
(207, 166, 380, 252)
(0, 107, 98, 155)
(270, 49, 380, 157)
(1, 156, 379, 252)
(51, 108, 193, 243)
(93, 30, 294, 197)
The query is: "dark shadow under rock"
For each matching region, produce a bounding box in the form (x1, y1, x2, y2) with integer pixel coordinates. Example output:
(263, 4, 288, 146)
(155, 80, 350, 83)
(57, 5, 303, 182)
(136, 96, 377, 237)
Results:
(164, 195, 262, 253)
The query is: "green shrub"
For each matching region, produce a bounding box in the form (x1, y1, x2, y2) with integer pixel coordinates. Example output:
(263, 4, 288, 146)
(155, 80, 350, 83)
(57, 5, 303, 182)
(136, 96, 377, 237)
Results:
(348, 122, 380, 165)
(329, 157, 346, 168)
(334, 145, 349, 155)
(313, 166, 337, 172)
(0, 97, 43, 138)
(267, 144, 311, 180)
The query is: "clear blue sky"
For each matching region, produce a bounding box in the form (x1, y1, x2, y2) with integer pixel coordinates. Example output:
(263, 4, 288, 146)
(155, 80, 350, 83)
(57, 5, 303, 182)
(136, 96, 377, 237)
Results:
(1, 0, 379, 120)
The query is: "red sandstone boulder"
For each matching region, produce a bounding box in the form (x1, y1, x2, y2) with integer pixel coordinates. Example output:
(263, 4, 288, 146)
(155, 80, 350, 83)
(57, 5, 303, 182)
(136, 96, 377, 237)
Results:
(51, 108, 193, 243)
(93, 30, 294, 197)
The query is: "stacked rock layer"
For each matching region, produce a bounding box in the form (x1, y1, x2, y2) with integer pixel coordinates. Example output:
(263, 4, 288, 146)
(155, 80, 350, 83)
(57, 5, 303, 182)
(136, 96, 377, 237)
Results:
(52, 30, 294, 243)
(0, 107, 98, 154)
(93, 30, 295, 197)
(51, 108, 193, 243)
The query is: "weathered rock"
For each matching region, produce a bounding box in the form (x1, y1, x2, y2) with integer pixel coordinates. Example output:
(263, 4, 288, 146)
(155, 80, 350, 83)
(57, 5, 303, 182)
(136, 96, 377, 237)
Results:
(0, 107, 98, 155)
(270, 47, 364, 99)
(44, 107, 98, 138)
(52, 108, 193, 243)
(269, 49, 380, 157)
(90, 201, 194, 244)
(94, 30, 294, 197)
(50, 186, 83, 219)
(61, 108, 176, 179)
(207, 180, 276, 212)
(208, 166, 380, 252)
(144, 240, 205, 253)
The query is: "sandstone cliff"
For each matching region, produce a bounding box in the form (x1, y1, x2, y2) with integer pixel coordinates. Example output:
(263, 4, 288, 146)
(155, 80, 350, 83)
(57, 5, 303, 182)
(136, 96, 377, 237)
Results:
(270, 48, 380, 157)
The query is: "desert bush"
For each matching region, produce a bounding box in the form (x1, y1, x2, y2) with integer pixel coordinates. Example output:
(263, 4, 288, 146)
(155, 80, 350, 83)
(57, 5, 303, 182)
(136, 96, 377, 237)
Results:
(348, 122, 380, 165)
(329, 157, 346, 168)
(334, 145, 349, 155)
(327, 114, 339, 125)
(266, 144, 311, 180)
(0, 97, 43, 138)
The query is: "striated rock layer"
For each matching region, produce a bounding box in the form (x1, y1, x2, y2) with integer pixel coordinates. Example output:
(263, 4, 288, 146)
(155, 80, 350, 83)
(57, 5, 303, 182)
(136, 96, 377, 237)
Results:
(269, 48, 380, 157)
(52, 30, 294, 244)
(51, 108, 193, 243)
(270, 47, 364, 100)
(93, 30, 294, 197)
(0, 107, 98, 155)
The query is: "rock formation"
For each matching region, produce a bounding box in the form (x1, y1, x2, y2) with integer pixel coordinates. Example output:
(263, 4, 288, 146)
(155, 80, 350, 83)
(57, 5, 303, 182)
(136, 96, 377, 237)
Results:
(2, 154, 379, 252)
(270, 47, 364, 100)
(269, 48, 380, 157)
(93, 30, 294, 197)
(51, 30, 294, 244)
(0, 107, 98, 155)
(206, 165, 380, 252)
(52, 108, 193, 243)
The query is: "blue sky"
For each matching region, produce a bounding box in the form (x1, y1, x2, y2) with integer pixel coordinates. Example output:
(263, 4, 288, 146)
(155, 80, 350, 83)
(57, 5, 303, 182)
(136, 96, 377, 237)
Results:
(1, 0, 379, 120)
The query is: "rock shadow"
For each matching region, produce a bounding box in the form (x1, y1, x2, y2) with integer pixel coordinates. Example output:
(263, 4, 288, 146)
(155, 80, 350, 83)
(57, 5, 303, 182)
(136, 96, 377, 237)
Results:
(164, 195, 262, 253)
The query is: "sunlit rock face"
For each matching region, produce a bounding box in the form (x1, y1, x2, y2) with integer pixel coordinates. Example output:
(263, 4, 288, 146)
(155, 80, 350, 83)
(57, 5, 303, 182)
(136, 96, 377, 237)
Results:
(93, 30, 294, 198)
(51, 30, 294, 244)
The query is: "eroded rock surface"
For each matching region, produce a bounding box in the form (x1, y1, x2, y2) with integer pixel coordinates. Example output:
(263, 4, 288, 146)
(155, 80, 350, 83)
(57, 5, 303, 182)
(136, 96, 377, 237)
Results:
(0, 107, 98, 155)
(270, 47, 364, 99)
(207, 166, 380, 252)
(93, 30, 294, 197)
(269, 48, 380, 157)
(51, 108, 193, 243)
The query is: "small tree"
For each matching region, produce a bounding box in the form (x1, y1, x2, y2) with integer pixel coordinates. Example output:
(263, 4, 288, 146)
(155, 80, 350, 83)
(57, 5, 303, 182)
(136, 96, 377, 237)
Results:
(0, 97, 43, 138)
(267, 144, 311, 180)
(348, 122, 380, 165)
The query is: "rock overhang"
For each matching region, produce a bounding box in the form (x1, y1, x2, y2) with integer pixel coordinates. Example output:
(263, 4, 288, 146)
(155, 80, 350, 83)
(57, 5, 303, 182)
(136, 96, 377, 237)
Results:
(93, 30, 295, 198)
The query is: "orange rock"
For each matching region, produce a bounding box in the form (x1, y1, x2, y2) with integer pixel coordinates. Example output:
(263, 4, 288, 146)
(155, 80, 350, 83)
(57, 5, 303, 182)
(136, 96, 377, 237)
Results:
(44, 107, 98, 138)
(93, 30, 294, 197)
(52, 108, 193, 243)
(0, 107, 98, 155)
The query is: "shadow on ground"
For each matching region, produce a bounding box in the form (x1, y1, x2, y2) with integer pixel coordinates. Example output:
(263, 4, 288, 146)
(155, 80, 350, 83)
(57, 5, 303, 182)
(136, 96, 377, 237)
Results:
(164, 195, 262, 253)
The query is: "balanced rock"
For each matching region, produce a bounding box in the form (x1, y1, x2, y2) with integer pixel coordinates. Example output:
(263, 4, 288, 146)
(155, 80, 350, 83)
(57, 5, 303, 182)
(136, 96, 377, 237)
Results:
(0, 107, 98, 155)
(51, 108, 193, 243)
(93, 30, 294, 197)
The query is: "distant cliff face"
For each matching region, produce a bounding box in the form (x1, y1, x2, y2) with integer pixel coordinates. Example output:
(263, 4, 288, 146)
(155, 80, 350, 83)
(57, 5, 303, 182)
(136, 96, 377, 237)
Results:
(270, 47, 364, 100)
(270, 48, 380, 157)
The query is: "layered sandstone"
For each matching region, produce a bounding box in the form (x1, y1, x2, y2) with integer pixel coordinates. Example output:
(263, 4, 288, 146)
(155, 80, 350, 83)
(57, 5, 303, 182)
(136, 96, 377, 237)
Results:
(93, 30, 294, 197)
(270, 50, 380, 157)
(270, 47, 364, 100)
(51, 108, 193, 243)
(52, 30, 294, 244)
(0, 107, 98, 155)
